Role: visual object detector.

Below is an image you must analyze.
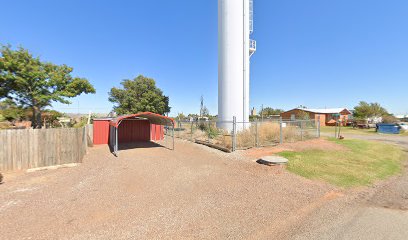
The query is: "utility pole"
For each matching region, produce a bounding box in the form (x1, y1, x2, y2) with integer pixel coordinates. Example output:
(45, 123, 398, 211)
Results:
(200, 95, 204, 117)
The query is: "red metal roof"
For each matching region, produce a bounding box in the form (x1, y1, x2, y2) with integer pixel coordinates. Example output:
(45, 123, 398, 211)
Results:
(109, 112, 175, 128)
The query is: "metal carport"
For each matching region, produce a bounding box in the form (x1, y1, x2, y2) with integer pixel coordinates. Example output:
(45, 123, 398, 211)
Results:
(108, 112, 175, 156)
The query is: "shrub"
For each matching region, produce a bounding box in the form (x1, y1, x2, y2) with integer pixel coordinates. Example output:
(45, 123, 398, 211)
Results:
(382, 115, 398, 124)
(197, 122, 221, 139)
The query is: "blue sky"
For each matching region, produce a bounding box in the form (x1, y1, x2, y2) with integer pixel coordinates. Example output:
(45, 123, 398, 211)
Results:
(1, 0, 407, 115)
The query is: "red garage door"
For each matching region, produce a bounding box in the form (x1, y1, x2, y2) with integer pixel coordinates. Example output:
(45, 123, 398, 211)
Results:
(93, 118, 165, 145)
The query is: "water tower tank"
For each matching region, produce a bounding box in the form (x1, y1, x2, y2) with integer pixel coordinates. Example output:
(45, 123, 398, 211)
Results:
(218, 0, 256, 131)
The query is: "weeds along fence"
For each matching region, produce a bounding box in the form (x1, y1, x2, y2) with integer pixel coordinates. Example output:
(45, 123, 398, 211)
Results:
(0, 126, 92, 172)
(173, 119, 320, 152)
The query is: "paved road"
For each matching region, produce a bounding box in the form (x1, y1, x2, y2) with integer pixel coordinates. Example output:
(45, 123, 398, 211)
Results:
(322, 132, 408, 148)
(292, 133, 408, 240)
(291, 204, 408, 240)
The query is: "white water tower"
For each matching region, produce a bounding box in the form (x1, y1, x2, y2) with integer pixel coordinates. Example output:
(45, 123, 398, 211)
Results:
(218, 0, 256, 130)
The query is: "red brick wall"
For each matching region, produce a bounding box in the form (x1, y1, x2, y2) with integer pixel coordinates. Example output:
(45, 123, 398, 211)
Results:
(314, 114, 326, 126)
(281, 110, 345, 126)
(280, 109, 315, 120)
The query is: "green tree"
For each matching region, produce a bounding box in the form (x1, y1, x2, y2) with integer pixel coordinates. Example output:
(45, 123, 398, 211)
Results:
(354, 101, 388, 119)
(0, 99, 26, 121)
(201, 106, 210, 117)
(0, 45, 95, 128)
(382, 115, 398, 124)
(261, 107, 284, 116)
(177, 112, 186, 121)
(296, 110, 310, 120)
(109, 75, 171, 115)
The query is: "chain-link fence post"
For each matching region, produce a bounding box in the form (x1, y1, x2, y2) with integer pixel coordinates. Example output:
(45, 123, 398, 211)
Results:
(255, 119, 259, 147)
(317, 118, 321, 138)
(207, 121, 210, 143)
(232, 116, 237, 152)
(280, 117, 283, 144)
(190, 121, 193, 142)
(300, 121, 303, 141)
(338, 120, 342, 138)
(335, 120, 338, 138)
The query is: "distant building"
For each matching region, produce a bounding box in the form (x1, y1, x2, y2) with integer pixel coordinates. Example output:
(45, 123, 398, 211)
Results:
(250, 107, 257, 116)
(280, 108, 352, 126)
(396, 115, 408, 122)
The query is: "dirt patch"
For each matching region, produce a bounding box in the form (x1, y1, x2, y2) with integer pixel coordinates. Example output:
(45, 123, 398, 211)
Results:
(244, 138, 347, 159)
(365, 160, 408, 211)
(323, 190, 345, 200)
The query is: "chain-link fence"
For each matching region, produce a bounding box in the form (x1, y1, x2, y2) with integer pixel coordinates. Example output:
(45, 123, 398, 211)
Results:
(173, 119, 320, 152)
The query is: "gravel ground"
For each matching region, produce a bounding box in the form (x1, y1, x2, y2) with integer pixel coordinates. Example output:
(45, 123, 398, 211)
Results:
(0, 140, 335, 240)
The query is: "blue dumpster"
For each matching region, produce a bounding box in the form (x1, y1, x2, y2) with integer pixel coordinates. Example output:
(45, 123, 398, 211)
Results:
(377, 124, 400, 134)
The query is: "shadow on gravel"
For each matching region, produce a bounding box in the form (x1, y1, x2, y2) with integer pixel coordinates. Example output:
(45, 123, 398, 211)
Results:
(118, 141, 165, 151)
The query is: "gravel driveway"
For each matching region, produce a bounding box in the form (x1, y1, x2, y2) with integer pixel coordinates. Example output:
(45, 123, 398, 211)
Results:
(0, 140, 334, 240)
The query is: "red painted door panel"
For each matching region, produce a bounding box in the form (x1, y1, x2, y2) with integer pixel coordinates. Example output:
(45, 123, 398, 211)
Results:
(93, 120, 110, 145)
(118, 120, 151, 143)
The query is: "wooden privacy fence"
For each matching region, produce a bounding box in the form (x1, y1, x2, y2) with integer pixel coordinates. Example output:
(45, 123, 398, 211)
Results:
(0, 126, 90, 172)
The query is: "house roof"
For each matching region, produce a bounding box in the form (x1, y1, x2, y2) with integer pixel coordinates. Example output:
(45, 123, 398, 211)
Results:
(109, 112, 175, 128)
(293, 108, 352, 115)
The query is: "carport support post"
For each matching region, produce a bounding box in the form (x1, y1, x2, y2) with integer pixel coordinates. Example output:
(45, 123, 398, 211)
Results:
(115, 127, 118, 156)
(172, 122, 175, 150)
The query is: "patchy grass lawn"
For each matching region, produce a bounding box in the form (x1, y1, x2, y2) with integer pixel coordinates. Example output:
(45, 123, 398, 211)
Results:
(321, 126, 408, 136)
(320, 126, 377, 135)
(279, 138, 406, 188)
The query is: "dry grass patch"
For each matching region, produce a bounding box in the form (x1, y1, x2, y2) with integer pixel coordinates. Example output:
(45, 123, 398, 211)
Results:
(245, 138, 346, 159)
(279, 138, 406, 187)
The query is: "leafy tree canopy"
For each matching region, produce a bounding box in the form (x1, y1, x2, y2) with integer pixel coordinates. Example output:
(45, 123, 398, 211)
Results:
(261, 107, 284, 116)
(0, 99, 26, 121)
(177, 112, 186, 120)
(201, 106, 210, 117)
(354, 101, 388, 119)
(0, 45, 95, 128)
(109, 75, 171, 115)
(296, 110, 311, 120)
